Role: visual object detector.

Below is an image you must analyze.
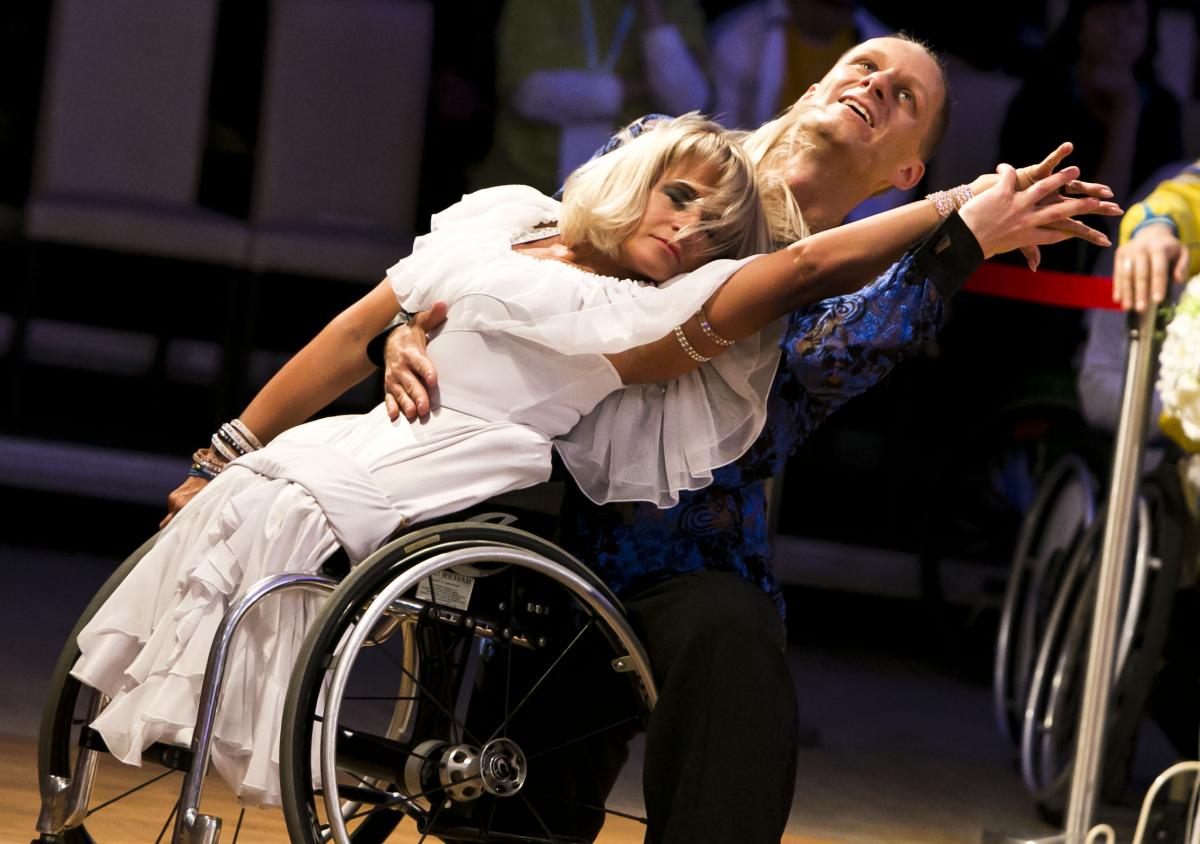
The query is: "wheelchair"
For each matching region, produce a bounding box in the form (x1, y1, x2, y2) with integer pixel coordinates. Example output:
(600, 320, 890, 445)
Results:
(33, 512, 658, 844)
(993, 452, 1191, 815)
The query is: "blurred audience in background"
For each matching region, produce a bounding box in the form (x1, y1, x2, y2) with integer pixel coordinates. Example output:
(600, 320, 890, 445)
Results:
(470, 0, 710, 195)
(0, 0, 1198, 562)
(929, 0, 1185, 475)
(708, 0, 887, 130)
(1001, 0, 1182, 273)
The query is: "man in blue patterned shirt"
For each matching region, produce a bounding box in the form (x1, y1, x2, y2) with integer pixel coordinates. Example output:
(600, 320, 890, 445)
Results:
(375, 35, 1099, 844)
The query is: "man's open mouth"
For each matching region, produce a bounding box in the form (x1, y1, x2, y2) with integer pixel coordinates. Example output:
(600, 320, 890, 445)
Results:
(840, 99, 874, 128)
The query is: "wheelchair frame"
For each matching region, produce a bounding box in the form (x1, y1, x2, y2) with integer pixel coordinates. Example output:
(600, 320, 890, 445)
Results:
(34, 520, 658, 844)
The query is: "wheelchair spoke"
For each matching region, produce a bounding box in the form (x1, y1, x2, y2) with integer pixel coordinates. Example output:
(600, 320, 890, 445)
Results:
(86, 768, 178, 816)
(484, 795, 500, 839)
(418, 574, 480, 746)
(366, 632, 483, 747)
(554, 797, 647, 825)
(152, 797, 180, 844)
(339, 801, 406, 823)
(488, 619, 595, 743)
(518, 791, 559, 842)
(526, 714, 641, 762)
(230, 808, 245, 844)
(503, 568, 517, 735)
(416, 787, 452, 844)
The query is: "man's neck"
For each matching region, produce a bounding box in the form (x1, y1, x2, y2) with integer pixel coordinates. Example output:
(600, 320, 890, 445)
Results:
(787, 144, 884, 233)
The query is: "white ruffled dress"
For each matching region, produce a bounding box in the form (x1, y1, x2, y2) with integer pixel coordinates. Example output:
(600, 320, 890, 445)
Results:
(70, 185, 785, 806)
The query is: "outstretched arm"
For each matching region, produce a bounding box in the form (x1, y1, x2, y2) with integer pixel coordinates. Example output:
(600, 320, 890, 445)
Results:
(380, 143, 1117, 411)
(236, 280, 399, 441)
(609, 165, 1120, 384)
(162, 280, 400, 525)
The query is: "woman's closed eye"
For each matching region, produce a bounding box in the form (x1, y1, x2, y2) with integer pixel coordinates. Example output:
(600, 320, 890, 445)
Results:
(663, 182, 700, 209)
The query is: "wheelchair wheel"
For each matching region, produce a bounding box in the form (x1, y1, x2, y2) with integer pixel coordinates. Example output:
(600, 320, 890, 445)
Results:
(281, 522, 656, 844)
(34, 534, 197, 843)
(994, 455, 1099, 744)
(1017, 510, 1103, 800)
(1020, 484, 1180, 809)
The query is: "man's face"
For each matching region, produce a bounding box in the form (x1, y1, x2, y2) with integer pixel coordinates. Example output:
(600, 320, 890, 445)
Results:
(788, 37, 946, 193)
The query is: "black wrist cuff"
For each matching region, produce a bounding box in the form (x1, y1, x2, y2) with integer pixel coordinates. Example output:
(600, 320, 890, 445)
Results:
(913, 212, 984, 300)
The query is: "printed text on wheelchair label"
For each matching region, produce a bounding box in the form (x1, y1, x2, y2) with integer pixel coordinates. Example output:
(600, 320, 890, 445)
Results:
(416, 570, 475, 610)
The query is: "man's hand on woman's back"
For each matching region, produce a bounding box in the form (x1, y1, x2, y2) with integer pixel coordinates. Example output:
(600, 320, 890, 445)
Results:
(383, 302, 448, 422)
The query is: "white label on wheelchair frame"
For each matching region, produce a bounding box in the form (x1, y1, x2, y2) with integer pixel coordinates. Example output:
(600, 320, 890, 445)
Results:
(416, 570, 475, 611)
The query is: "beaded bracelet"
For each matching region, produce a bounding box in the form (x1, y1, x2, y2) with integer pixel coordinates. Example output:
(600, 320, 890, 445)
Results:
(696, 306, 735, 347)
(191, 455, 225, 479)
(673, 324, 710, 363)
(925, 184, 974, 220)
(193, 418, 262, 480)
(228, 418, 263, 450)
(189, 462, 217, 481)
(210, 432, 240, 462)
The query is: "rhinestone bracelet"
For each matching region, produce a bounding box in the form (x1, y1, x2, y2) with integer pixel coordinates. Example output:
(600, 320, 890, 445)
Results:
(218, 424, 250, 456)
(228, 418, 263, 451)
(673, 324, 710, 363)
(925, 184, 974, 219)
(210, 433, 240, 463)
(696, 306, 735, 347)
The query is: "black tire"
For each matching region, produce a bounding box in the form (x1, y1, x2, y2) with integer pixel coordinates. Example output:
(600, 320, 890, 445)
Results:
(994, 455, 1099, 745)
(280, 522, 654, 844)
(35, 534, 187, 843)
(1021, 483, 1182, 811)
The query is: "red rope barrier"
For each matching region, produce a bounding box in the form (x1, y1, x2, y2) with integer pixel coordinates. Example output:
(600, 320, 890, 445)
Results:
(964, 262, 1120, 311)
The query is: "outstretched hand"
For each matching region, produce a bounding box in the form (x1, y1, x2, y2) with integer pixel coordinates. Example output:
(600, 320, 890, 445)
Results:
(1014, 142, 1113, 198)
(970, 142, 1118, 270)
(958, 164, 1122, 262)
(383, 302, 448, 422)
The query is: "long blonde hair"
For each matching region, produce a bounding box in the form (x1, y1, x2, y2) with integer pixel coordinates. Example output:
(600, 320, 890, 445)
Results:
(560, 114, 772, 263)
(738, 111, 811, 245)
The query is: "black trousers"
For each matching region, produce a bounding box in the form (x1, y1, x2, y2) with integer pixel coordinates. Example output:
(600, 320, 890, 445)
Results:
(625, 570, 799, 844)
(473, 569, 799, 843)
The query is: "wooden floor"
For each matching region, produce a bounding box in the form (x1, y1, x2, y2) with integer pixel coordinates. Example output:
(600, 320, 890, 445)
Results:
(4, 733, 833, 843)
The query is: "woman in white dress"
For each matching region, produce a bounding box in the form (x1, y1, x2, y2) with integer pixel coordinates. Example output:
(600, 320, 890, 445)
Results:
(70, 115, 1116, 806)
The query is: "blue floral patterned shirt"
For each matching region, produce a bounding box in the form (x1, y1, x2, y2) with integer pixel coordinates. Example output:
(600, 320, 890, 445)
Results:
(557, 211, 984, 615)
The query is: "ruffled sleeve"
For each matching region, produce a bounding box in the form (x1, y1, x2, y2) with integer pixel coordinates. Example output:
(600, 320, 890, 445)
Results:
(386, 185, 560, 312)
(554, 320, 784, 506)
(552, 257, 787, 507)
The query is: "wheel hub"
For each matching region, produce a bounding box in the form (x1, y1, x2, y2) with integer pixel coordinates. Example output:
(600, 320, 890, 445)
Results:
(480, 738, 526, 797)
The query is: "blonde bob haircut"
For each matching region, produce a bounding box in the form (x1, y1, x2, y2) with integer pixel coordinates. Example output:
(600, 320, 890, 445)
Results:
(559, 113, 772, 267)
